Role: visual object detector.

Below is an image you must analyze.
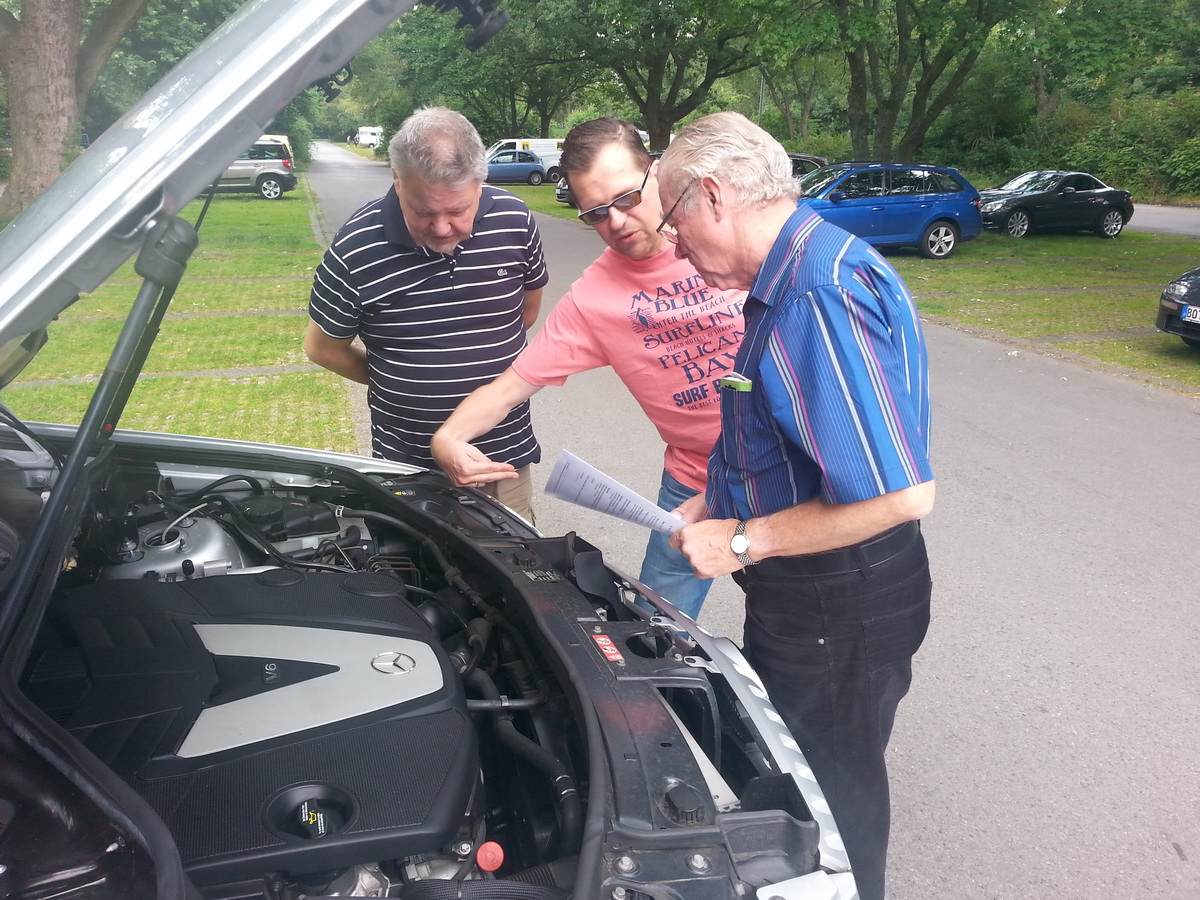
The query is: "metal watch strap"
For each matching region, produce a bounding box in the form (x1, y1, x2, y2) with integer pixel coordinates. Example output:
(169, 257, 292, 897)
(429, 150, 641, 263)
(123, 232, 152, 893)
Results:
(732, 519, 755, 568)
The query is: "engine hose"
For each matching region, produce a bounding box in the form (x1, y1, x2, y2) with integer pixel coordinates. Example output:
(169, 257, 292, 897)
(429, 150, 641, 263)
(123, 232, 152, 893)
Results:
(464, 679, 548, 711)
(179, 473, 265, 501)
(398, 879, 569, 900)
(343, 507, 546, 669)
(465, 669, 583, 856)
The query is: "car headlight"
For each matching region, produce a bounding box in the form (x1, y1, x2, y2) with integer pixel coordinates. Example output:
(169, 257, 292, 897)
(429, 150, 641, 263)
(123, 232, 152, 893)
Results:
(980, 200, 1005, 213)
(1163, 282, 1189, 301)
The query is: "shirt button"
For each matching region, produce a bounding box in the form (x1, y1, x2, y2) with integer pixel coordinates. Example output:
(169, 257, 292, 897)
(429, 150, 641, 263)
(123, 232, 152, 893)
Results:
(817, 638, 826, 645)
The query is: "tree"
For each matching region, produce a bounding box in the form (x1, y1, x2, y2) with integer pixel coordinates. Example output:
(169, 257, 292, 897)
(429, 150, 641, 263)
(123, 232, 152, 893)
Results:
(83, 0, 242, 139)
(839, 0, 1042, 160)
(0, 0, 153, 219)
(366, 0, 600, 143)
(746, 0, 1038, 160)
(574, 0, 759, 149)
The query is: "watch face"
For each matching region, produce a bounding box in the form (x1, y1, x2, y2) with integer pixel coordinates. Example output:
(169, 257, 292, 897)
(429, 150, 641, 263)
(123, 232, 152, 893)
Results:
(731, 534, 750, 555)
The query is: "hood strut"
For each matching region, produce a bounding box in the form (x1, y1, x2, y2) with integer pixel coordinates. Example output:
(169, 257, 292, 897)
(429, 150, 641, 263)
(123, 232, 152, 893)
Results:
(1, 216, 198, 631)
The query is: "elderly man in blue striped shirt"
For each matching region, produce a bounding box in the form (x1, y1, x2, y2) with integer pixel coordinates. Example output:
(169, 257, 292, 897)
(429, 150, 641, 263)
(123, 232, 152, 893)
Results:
(657, 111, 935, 900)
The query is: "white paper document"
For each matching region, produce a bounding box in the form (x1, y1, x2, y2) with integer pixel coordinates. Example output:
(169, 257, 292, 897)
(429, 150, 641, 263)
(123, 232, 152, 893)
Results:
(545, 450, 686, 534)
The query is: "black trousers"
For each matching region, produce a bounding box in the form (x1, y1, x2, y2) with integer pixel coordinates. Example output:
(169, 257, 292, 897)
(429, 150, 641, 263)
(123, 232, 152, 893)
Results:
(735, 534, 931, 900)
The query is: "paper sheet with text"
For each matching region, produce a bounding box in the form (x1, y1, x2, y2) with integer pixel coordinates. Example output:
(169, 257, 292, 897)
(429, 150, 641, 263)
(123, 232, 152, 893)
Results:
(545, 450, 686, 534)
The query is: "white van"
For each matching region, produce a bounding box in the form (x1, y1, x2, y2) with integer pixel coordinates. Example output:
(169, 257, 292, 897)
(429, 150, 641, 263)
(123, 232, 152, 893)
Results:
(486, 138, 564, 180)
(356, 126, 384, 149)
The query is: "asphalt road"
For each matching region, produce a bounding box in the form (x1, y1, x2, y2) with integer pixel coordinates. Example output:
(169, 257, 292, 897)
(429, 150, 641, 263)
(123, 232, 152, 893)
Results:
(305, 142, 1200, 899)
(1128, 202, 1200, 236)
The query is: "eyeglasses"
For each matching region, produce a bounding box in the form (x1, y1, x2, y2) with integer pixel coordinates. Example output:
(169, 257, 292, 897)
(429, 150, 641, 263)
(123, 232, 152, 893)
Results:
(655, 178, 698, 245)
(576, 164, 652, 226)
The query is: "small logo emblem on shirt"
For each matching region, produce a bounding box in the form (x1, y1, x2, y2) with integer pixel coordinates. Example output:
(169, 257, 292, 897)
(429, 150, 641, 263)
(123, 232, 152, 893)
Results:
(497, 268, 509, 276)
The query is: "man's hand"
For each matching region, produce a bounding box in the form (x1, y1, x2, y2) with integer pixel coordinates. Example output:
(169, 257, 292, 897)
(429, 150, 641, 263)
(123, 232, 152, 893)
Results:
(671, 492, 710, 525)
(669, 518, 743, 579)
(430, 434, 518, 487)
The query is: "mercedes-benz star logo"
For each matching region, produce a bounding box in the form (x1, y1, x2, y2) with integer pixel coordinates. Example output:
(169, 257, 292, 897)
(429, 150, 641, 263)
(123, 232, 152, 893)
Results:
(371, 651, 417, 675)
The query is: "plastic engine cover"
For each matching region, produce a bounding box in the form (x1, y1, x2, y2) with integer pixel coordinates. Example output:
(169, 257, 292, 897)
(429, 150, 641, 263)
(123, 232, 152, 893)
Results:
(23, 569, 476, 885)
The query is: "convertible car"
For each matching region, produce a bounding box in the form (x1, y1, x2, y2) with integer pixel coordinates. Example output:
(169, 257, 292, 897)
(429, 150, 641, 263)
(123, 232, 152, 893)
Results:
(0, 1, 854, 899)
(979, 170, 1134, 238)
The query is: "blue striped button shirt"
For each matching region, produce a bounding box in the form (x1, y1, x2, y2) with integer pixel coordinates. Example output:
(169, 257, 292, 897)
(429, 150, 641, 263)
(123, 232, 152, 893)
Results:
(707, 207, 933, 520)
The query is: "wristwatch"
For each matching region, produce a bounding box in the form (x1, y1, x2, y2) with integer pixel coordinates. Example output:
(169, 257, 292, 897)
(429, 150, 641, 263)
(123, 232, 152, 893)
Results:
(731, 520, 756, 568)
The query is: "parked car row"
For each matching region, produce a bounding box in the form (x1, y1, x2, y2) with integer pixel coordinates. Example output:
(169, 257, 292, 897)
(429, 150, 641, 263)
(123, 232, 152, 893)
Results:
(518, 148, 1191, 354)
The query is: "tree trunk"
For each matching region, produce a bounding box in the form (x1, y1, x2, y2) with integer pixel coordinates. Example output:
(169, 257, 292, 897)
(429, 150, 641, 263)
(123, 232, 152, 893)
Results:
(845, 47, 872, 158)
(1032, 59, 1057, 118)
(0, 0, 84, 220)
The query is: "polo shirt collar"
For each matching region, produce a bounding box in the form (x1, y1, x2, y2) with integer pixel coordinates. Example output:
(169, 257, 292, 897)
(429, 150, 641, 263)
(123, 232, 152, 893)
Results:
(380, 183, 499, 257)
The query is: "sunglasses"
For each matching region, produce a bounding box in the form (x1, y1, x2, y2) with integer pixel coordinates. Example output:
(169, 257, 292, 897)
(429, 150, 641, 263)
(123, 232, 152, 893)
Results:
(576, 164, 652, 226)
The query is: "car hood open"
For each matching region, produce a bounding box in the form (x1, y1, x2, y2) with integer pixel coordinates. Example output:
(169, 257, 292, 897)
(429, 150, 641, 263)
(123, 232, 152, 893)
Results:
(0, 0, 421, 385)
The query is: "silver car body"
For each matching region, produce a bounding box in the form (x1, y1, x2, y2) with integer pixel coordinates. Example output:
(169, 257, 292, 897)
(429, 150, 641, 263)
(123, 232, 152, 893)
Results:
(0, 2, 855, 898)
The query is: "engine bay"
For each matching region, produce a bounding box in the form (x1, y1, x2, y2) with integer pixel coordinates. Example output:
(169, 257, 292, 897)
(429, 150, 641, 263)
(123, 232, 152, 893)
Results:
(2, 432, 834, 900)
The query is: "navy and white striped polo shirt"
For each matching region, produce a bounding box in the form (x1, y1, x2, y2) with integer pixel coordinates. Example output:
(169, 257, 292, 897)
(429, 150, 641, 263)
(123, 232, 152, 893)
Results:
(310, 185, 549, 468)
(708, 207, 933, 519)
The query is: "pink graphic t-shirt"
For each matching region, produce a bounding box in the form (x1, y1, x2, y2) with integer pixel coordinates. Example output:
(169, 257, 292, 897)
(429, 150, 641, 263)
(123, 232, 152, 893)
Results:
(513, 246, 746, 491)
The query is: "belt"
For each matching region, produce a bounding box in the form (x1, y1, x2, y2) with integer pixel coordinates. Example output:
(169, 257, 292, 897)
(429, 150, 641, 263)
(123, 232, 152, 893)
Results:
(741, 520, 921, 580)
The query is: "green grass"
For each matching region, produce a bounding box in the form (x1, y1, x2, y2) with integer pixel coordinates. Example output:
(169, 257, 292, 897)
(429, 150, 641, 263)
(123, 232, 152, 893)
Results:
(63, 279, 309, 320)
(503, 183, 576, 219)
(20, 313, 308, 380)
(4, 371, 359, 450)
(879, 230, 1200, 388)
(1046, 335, 1200, 388)
(6, 180, 338, 447)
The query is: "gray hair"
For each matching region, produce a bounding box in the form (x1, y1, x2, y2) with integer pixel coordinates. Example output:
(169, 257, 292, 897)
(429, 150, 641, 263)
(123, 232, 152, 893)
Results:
(659, 112, 799, 214)
(388, 106, 487, 186)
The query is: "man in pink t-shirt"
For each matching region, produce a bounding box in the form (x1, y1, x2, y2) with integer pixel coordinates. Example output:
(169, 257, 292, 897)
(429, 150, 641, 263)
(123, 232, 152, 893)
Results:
(431, 118, 745, 618)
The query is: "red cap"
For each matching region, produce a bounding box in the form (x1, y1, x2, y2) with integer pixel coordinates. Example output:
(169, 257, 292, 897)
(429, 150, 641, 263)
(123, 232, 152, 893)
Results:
(476, 840, 504, 872)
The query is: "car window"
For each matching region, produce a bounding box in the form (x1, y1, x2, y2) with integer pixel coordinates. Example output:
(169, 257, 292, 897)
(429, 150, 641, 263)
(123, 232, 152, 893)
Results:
(889, 169, 940, 195)
(931, 171, 966, 193)
(1067, 174, 1102, 191)
(491, 151, 516, 164)
(1000, 172, 1062, 192)
(516, 151, 537, 164)
(799, 167, 850, 197)
(838, 170, 887, 199)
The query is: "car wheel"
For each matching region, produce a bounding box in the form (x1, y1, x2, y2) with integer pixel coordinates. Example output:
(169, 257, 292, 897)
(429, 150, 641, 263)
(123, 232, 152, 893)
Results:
(257, 176, 284, 200)
(1004, 209, 1031, 238)
(546, 167, 561, 182)
(918, 221, 959, 259)
(1096, 207, 1125, 238)
(527, 171, 545, 186)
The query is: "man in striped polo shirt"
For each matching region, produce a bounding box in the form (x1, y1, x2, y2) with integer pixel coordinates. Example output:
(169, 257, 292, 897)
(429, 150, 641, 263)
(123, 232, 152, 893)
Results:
(305, 107, 548, 521)
(658, 112, 935, 900)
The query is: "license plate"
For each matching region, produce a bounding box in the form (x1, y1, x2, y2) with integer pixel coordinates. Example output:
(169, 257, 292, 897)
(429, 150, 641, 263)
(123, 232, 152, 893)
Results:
(1184, 305, 1200, 324)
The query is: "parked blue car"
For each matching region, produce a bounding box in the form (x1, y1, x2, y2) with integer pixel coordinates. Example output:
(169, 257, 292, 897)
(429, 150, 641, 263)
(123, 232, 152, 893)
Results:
(486, 148, 546, 185)
(798, 161, 982, 259)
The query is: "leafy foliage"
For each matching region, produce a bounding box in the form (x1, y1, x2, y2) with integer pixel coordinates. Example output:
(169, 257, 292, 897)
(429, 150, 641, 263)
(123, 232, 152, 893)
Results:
(574, 0, 759, 147)
(83, 0, 243, 138)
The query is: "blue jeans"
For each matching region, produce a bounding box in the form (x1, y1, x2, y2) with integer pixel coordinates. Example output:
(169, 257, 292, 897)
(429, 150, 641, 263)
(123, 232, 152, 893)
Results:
(735, 533, 931, 900)
(638, 470, 713, 619)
